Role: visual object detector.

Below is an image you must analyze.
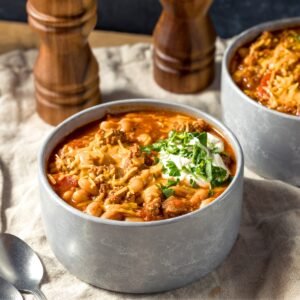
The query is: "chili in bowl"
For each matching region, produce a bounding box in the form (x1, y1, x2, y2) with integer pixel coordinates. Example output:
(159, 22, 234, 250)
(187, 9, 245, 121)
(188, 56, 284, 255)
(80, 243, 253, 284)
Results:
(38, 99, 243, 293)
(47, 111, 236, 221)
(231, 28, 300, 117)
(222, 17, 300, 185)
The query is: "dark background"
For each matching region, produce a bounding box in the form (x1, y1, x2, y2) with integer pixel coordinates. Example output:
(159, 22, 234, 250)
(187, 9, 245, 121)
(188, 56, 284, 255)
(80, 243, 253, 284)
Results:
(0, 0, 299, 38)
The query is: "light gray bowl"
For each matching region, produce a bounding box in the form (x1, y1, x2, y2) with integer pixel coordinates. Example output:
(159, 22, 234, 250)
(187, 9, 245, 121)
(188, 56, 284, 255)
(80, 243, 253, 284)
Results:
(38, 99, 243, 293)
(222, 18, 300, 186)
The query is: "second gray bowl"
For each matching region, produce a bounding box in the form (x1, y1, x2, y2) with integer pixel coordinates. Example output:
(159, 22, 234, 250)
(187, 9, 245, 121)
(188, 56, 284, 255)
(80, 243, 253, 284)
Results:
(221, 18, 300, 186)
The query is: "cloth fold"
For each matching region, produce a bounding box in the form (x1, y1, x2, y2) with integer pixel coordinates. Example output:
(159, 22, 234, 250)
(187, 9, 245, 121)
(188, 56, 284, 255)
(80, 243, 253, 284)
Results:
(0, 41, 299, 300)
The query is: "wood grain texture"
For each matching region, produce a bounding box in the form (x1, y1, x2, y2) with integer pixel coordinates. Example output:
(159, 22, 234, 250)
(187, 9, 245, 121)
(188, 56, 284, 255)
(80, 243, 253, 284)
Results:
(27, 0, 101, 125)
(153, 0, 216, 94)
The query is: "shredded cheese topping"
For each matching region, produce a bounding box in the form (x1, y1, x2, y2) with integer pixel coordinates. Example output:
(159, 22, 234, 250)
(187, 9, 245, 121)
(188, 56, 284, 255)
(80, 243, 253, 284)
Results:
(231, 29, 300, 116)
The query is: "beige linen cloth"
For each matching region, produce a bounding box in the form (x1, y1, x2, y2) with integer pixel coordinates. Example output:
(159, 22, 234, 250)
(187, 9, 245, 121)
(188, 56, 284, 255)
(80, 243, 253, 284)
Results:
(0, 40, 300, 300)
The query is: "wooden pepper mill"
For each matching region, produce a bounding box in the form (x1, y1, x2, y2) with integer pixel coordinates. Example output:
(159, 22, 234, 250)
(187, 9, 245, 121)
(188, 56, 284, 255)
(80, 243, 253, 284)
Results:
(27, 0, 101, 125)
(153, 0, 216, 94)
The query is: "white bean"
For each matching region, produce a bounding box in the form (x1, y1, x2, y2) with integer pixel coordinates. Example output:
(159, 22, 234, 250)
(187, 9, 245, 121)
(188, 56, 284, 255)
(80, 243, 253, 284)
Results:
(100, 121, 118, 131)
(86, 201, 103, 217)
(62, 190, 73, 202)
(190, 189, 209, 207)
(137, 133, 152, 146)
(72, 189, 89, 203)
(78, 178, 98, 195)
(128, 177, 144, 193)
(101, 210, 123, 220)
(119, 118, 132, 132)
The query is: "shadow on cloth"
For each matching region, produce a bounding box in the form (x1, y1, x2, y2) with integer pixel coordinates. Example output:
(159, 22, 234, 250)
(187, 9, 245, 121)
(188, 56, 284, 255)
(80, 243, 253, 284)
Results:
(102, 89, 146, 102)
(0, 157, 12, 233)
(208, 177, 300, 299)
(101, 61, 221, 103)
(118, 178, 300, 299)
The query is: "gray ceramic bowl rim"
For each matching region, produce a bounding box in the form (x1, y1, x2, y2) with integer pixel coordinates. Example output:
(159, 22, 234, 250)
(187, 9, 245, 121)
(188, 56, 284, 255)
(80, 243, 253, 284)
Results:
(38, 99, 243, 227)
(223, 17, 300, 122)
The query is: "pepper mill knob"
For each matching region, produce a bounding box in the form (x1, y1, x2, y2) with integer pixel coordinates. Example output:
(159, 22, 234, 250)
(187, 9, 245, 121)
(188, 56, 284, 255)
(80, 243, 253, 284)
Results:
(27, 0, 101, 125)
(153, 0, 216, 94)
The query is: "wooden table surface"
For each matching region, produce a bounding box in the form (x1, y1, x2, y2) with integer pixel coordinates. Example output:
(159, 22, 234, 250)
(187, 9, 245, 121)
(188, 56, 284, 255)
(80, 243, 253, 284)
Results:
(0, 20, 152, 54)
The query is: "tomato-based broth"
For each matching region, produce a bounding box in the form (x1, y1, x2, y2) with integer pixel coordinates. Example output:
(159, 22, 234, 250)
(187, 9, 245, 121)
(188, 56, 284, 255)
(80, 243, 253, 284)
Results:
(47, 111, 236, 222)
(231, 28, 300, 116)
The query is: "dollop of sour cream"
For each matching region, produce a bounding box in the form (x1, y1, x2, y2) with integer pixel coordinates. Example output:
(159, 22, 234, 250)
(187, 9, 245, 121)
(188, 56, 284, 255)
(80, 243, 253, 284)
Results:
(159, 132, 229, 187)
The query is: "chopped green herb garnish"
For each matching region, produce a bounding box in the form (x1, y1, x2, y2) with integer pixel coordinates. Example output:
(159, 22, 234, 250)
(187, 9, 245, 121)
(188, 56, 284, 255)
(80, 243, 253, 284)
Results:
(189, 178, 198, 188)
(211, 147, 221, 154)
(151, 141, 165, 151)
(208, 189, 215, 197)
(141, 145, 152, 154)
(165, 178, 180, 187)
(198, 132, 207, 147)
(143, 130, 230, 188)
(211, 166, 228, 187)
(161, 187, 174, 198)
(165, 161, 180, 177)
(159, 178, 179, 199)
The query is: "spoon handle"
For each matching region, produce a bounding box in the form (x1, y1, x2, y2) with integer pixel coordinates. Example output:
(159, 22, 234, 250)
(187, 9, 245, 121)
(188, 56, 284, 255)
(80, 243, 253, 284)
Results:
(30, 287, 47, 300)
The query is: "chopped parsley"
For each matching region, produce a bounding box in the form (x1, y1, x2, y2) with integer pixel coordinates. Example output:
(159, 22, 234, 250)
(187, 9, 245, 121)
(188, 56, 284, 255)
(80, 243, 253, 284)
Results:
(189, 178, 198, 188)
(211, 166, 228, 186)
(141, 145, 152, 154)
(165, 161, 180, 177)
(159, 179, 179, 199)
(142, 131, 230, 188)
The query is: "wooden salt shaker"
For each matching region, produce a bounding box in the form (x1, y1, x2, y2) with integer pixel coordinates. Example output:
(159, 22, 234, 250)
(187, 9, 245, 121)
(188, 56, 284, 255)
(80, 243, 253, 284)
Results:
(27, 0, 101, 125)
(153, 0, 216, 94)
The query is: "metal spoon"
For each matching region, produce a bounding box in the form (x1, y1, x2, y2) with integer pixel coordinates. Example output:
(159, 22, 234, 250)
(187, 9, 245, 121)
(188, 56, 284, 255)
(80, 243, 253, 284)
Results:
(0, 276, 23, 300)
(0, 233, 47, 300)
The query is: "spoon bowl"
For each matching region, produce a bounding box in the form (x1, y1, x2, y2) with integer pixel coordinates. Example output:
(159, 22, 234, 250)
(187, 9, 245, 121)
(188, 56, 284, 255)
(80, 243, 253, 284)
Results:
(0, 233, 46, 299)
(0, 276, 23, 300)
